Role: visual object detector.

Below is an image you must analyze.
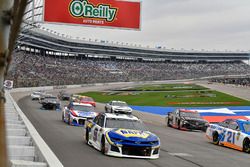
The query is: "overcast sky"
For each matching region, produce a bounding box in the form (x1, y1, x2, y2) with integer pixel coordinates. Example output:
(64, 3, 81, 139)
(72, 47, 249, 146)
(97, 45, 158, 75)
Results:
(43, 0, 250, 51)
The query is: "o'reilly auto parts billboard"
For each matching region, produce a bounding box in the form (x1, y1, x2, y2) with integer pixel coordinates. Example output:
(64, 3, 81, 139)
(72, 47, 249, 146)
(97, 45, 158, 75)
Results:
(44, 0, 141, 30)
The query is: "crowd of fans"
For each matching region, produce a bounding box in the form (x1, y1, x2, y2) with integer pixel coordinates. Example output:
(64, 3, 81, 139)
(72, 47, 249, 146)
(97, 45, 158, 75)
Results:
(6, 51, 250, 88)
(210, 77, 250, 87)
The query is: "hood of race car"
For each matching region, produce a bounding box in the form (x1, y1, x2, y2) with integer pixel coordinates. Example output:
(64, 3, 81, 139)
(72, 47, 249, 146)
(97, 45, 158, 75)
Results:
(243, 132, 250, 135)
(113, 106, 132, 110)
(182, 116, 207, 123)
(44, 99, 58, 104)
(74, 110, 97, 118)
(107, 128, 159, 146)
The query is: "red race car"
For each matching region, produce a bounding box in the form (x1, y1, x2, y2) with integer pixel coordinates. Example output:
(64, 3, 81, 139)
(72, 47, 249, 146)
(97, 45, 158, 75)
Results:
(80, 96, 96, 107)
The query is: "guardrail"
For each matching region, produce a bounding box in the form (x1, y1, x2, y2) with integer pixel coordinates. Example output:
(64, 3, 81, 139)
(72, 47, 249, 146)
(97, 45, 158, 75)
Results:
(5, 91, 63, 167)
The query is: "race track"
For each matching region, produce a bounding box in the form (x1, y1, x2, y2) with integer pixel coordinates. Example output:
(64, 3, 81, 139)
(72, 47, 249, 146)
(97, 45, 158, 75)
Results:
(14, 84, 250, 167)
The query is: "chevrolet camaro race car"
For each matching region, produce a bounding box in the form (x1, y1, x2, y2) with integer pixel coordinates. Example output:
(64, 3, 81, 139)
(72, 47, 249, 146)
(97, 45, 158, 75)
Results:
(166, 109, 209, 131)
(30, 91, 45, 100)
(62, 102, 97, 126)
(58, 90, 71, 101)
(40, 95, 60, 110)
(80, 96, 96, 107)
(206, 119, 250, 153)
(105, 100, 132, 114)
(85, 113, 160, 159)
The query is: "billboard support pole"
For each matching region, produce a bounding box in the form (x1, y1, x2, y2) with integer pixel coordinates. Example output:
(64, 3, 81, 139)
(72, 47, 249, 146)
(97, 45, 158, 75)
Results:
(32, 0, 35, 23)
(0, 0, 13, 166)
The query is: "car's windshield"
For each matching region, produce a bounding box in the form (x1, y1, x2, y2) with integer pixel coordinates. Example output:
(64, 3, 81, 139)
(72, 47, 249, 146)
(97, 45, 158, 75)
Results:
(105, 118, 147, 130)
(72, 95, 80, 98)
(243, 123, 250, 133)
(113, 102, 127, 107)
(72, 105, 94, 112)
(180, 111, 201, 118)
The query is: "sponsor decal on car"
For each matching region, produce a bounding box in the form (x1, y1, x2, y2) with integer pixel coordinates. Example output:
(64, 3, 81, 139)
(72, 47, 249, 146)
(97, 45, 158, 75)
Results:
(78, 112, 96, 117)
(115, 129, 150, 138)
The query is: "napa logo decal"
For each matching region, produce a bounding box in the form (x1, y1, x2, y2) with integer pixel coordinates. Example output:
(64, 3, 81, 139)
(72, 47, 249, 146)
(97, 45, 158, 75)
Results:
(115, 129, 150, 138)
(69, 0, 118, 22)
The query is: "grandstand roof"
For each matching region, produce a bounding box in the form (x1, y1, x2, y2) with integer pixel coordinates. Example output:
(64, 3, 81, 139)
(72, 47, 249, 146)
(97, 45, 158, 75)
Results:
(17, 28, 250, 61)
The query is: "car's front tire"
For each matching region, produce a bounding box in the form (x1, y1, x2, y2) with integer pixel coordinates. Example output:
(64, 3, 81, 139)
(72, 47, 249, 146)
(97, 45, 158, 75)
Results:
(212, 132, 219, 145)
(101, 136, 106, 154)
(166, 117, 171, 127)
(67, 115, 71, 125)
(177, 120, 181, 129)
(62, 112, 64, 122)
(85, 129, 89, 145)
(243, 138, 250, 153)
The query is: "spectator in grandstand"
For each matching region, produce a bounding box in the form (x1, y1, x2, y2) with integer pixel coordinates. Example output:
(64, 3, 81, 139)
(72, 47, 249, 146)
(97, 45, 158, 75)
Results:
(211, 77, 250, 87)
(6, 51, 250, 88)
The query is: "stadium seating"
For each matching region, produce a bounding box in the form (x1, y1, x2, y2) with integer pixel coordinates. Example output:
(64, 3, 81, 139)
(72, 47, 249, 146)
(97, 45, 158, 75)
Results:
(6, 51, 250, 87)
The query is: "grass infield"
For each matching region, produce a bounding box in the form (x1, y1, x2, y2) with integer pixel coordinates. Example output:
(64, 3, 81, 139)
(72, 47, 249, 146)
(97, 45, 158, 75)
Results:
(79, 84, 250, 107)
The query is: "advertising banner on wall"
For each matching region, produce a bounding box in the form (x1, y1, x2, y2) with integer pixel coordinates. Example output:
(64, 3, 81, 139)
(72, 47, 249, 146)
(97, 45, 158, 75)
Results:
(44, 0, 141, 30)
(4, 80, 13, 89)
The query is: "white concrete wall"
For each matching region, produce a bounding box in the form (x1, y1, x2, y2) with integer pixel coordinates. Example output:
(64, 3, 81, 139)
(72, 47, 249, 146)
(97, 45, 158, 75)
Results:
(5, 92, 63, 167)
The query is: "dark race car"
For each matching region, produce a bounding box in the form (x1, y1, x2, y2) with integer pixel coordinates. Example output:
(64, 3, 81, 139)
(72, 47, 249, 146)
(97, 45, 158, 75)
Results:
(58, 90, 71, 101)
(166, 109, 209, 131)
(40, 95, 60, 110)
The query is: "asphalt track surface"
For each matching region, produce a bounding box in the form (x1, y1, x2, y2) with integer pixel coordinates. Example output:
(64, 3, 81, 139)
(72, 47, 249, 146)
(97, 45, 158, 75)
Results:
(14, 83, 250, 167)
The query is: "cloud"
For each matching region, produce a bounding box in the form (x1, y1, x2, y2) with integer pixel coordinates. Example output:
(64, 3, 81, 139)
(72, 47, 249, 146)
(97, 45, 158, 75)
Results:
(43, 0, 250, 51)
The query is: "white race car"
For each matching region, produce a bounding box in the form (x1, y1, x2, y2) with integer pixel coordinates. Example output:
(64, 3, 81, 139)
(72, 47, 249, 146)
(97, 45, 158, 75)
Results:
(85, 113, 160, 159)
(62, 102, 97, 126)
(30, 91, 45, 100)
(206, 119, 250, 153)
(105, 100, 132, 114)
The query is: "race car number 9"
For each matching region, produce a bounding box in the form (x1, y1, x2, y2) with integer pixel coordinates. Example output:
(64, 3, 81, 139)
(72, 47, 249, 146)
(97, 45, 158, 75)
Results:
(227, 131, 235, 144)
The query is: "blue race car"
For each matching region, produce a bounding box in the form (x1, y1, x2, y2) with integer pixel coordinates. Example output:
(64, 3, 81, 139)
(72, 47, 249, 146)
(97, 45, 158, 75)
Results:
(85, 113, 160, 159)
(206, 119, 250, 153)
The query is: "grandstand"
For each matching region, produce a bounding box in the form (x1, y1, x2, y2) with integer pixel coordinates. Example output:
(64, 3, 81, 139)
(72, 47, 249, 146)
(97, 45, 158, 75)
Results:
(6, 0, 250, 88)
(6, 28, 250, 87)
(210, 76, 250, 87)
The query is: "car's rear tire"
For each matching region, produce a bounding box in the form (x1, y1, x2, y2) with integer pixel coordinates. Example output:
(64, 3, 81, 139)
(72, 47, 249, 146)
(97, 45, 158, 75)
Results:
(101, 136, 105, 154)
(67, 115, 71, 125)
(212, 132, 219, 145)
(243, 138, 250, 153)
